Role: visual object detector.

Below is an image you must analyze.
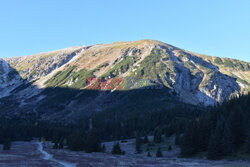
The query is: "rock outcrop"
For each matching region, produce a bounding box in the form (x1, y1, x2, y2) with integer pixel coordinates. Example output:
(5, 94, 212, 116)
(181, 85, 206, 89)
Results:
(0, 40, 249, 120)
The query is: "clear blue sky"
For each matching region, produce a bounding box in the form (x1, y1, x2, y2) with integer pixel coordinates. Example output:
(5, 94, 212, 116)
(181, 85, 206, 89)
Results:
(0, 0, 249, 62)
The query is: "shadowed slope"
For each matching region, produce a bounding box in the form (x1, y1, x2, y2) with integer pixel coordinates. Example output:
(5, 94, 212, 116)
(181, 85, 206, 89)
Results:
(0, 39, 248, 122)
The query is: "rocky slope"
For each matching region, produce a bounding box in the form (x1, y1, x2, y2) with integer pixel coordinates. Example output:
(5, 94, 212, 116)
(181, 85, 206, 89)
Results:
(0, 40, 249, 121)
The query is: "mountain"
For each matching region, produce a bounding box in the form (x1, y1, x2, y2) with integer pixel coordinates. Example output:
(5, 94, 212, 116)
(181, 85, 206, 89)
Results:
(0, 40, 249, 121)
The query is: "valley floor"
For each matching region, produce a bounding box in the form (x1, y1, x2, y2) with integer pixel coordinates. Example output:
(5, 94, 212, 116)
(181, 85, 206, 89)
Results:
(0, 141, 249, 167)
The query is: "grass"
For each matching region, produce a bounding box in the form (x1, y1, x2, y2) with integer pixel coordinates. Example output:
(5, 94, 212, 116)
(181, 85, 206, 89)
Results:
(28, 69, 37, 78)
(45, 66, 76, 87)
(230, 73, 249, 85)
(128, 49, 180, 89)
(131, 49, 165, 80)
(213, 57, 250, 71)
(45, 65, 98, 89)
(97, 62, 109, 69)
(195, 64, 216, 88)
(214, 57, 223, 64)
(44, 48, 180, 90)
(101, 55, 136, 79)
(183, 61, 201, 76)
(70, 69, 95, 89)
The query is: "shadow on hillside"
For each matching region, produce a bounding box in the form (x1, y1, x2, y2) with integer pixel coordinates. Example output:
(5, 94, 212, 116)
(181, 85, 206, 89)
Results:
(0, 60, 240, 122)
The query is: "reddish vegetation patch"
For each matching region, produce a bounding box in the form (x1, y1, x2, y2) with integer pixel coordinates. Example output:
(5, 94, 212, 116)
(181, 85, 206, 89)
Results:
(86, 77, 124, 90)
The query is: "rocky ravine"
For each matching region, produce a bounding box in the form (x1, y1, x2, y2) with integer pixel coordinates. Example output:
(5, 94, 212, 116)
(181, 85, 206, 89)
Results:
(0, 40, 249, 120)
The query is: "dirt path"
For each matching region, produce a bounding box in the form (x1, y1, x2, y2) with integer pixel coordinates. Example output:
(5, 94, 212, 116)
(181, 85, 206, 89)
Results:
(37, 142, 77, 167)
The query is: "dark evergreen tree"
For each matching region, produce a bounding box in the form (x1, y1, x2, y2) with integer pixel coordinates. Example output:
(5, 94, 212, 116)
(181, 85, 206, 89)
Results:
(245, 121, 250, 154)
(154, 128, 162, 143)
(168, 145, 172, 151)
(136, 136, 142, 153)
(222, 113, 235, 156)
(207, 120, 224, 160)
(175, 132, 180, 145)
(180, 121, 199, 157)
(112, 142, 123, 155)
(85, 130, 101, 153)
(180, 94, 250, 159)
(196, 111, 216, 152)
(67, 131, 85, 151)
(3, 139, 11, 150)
(53, 142, 59, 149)
(165, 125, 175, 137)
(147, 151, 152, 157)
(102, 144, 106, 153)
(59, 140, 64, 149)
(156, 147, 163, 157)
(143, 135, 149, 143)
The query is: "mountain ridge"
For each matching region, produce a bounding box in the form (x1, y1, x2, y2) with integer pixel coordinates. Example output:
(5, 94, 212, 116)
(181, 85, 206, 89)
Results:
(0, 39, 249, 121)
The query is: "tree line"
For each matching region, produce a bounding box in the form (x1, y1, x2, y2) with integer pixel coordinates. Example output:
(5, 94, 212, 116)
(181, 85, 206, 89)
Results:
(1, 94, 249, 160)
(0, 104, 201, 152)
(180, 94, 250, 159)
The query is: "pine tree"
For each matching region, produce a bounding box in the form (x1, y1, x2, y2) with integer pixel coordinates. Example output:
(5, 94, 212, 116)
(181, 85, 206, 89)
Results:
(102, 144, 106, 153)
(59, 140, 64, 149)
(136, 136, 142, 153)
(67, 131, 85, 151)
(112, 142, 123, 154)
(3, 139, 11, 150)
(85, 130, 101, 153)
(207, 120, 224, 160)
(156, 147, 163, 157)
(177, 94, 250, 159)
(154, 128, 162, 143)
(175, 132, 180, 145)
(245, 122, 250, 154)
(222, 114, 234, 156)
(143, 135, 149, 143)
(180, 122, 199, 157)
(147, 151, 152, 157)
(53, 142, 59, 149)
(168, 145, 172, 151)
(196, 112, 215, 152)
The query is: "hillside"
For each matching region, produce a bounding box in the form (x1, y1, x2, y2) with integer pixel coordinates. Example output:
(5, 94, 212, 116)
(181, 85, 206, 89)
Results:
(0, 39, 249, 121)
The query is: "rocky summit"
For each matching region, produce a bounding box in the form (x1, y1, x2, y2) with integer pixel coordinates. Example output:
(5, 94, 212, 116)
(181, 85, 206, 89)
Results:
(0, 40, 249, 121)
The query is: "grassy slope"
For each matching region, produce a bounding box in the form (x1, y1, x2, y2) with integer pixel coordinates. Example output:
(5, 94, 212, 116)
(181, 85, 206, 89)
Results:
(42, 41, 250, 93)
(198, 54, 250, 91)
(3, 40, 249, 93)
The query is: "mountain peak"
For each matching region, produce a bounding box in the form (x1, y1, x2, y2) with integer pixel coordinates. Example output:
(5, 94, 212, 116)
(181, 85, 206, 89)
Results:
(0, 40, 249, 121)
